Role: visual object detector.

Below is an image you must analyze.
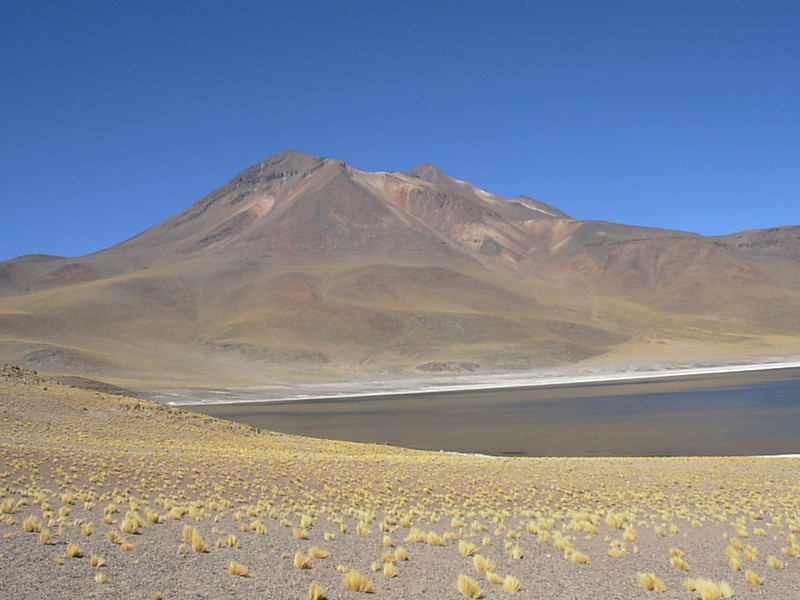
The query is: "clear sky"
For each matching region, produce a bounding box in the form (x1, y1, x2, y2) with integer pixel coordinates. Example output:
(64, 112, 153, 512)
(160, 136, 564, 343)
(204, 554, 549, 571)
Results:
(2, 1, 798, 260)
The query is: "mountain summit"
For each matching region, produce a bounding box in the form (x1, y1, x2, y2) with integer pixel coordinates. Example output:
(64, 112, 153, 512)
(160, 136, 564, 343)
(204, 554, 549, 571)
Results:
(1, 151, 799, 387)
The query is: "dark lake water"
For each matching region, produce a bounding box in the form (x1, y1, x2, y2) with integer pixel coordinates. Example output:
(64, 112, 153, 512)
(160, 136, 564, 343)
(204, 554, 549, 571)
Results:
(188, 367, 800, 457)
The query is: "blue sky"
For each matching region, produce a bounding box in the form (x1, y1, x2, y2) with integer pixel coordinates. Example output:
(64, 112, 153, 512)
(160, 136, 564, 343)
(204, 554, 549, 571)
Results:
(2, 1, 799, 260)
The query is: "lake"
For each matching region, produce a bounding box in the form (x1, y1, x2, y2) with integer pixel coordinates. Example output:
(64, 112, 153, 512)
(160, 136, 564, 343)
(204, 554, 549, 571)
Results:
(187, 366, 800, 456)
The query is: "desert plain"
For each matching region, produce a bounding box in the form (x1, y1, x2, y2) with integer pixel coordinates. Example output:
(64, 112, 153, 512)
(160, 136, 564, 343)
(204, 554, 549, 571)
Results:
(1, 364, 798, 600)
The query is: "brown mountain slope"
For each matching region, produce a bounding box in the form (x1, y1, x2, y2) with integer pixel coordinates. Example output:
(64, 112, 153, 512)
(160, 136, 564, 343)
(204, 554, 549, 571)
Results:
(1, 150, 799, 388)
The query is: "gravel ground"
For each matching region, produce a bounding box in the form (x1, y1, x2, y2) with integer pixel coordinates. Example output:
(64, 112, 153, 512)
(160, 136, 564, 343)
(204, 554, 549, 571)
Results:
(1, 365, 798, 599)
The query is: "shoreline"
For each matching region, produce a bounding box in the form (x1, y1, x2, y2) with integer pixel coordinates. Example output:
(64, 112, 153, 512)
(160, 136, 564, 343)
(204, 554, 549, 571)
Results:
(159, 358, 800, 407)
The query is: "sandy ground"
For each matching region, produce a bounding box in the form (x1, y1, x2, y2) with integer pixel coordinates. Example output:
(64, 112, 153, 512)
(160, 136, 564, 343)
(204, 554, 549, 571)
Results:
(1, 365, 799, 600)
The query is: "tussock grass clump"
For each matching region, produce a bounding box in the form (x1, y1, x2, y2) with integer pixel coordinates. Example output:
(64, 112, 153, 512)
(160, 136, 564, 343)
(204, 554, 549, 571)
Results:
(426, 531, 445, 546)
(473, 554, 496, 573)
(569, 550, 590, 564)
(456, 574, 484, 599)
(89, 554, 105, 567)
(94, 573, 108, 584)
(727, 555, 741, 571)
(65, 542, 83, 558)
(767, 555, 784, 569)
(404, 527, 426, 543)
(293, 552, 311, 569)
(636, 572, 666, 592)
(38, 528, 50, 545)
(394, 546, 409, 561)
(227, 561, 250, 577)
(671, 556, 690, 571)
(356, 522, 371, 536)
(486, 572, 504, 585)
(309, 546, 329, 559)
(308, 582, 326, 600)
(382, 562, 397, 578)
(684, 578, 733, 600)
(342, 570, 373, 593)
(605, 512, 627, 529)
(190, 530, 208, 553)
(106, 530, 124, 545)
(744, 569, 763, 585)
(502, 575, 522, 593)
(743, 544, 757, 562)
(23, 515, 42, 533)
(459, 540, 478, 556)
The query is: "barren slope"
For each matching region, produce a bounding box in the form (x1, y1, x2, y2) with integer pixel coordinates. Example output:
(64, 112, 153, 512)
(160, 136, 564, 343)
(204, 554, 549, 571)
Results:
(1, 151, 799, 388)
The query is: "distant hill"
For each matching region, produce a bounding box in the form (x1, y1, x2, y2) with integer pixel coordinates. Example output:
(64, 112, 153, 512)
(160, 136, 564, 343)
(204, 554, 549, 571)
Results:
(1, 150, 799, 388)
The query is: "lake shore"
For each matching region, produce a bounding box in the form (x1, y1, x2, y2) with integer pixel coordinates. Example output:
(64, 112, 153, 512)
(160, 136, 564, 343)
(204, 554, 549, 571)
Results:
(155, 357, 800, 406)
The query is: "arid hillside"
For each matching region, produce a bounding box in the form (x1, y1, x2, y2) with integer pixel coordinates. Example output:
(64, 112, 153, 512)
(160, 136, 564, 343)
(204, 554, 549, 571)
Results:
(1, 366, 798, 599)
(1, 151, 799, 388)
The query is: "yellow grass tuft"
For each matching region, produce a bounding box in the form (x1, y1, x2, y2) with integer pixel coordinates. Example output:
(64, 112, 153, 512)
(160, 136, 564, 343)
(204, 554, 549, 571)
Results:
(686, 578, 734, 600)
(309, 546, 329, 559)
(227, 561, 250, 577)
(94, 573, 108, 584)
(293, 552, 311, 569)
(473, 554, 496, 573)
(89, 554, 105, 567)
(743, 544, 757, 562)
(485, 571, 504, 585)
(394, 546, 409, 561)
(570, 550, 590, 564)
(636, 572, 666, 592)
(456, 574, 484, 599)
(342, 570, 373, 593)
(65, 542, 83, 558)
(727, 555, 741, 571)
(308, 582, 326, 600)
(671, 556, 690, 571)
(293, 528, 309, 539)
(502, 575, 522, 593)
(744, 569, 763, 585)
(190, 530, 208, 553)
(426, 531, 445, 546)
(383, 562, 397, 578)
(459, 540, 478, 556)
(767, 555, 784, 569)
(23, 515, 42, 533)
(38, 528, 50, 545)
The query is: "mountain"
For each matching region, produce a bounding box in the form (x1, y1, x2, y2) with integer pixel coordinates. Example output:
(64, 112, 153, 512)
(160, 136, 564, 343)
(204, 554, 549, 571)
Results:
(1, 150, 799, 388)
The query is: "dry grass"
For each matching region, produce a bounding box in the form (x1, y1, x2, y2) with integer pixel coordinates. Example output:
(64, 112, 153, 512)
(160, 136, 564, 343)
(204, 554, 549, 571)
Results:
(293, 552, 311, 569)
(227, 561, 250, 577)
(456, 574, 484, 599)
(89, 554, 105, 567)
(308, 546, 329, 559)
(342, 570, 373, 593)
(744, 569, 763, 585)
(308, 582, 326, 600)
(636, 572, 665, 592)
(502, 575, 522, 593)
(670, 556, 690, 571)
(684, 578, 734, 600)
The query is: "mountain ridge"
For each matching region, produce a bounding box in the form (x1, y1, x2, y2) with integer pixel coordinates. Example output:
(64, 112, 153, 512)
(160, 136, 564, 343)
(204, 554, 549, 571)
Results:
(1, 150, 798, 388)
